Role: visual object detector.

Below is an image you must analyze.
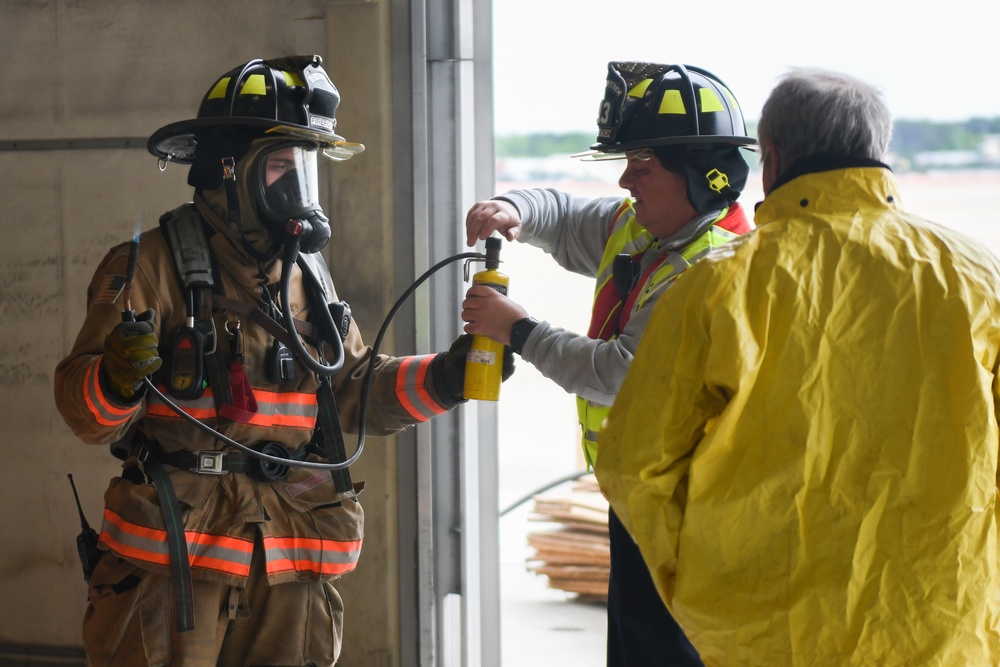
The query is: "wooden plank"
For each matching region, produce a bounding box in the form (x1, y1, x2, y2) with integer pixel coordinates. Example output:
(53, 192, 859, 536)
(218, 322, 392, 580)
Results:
(524, 476, 611, 602)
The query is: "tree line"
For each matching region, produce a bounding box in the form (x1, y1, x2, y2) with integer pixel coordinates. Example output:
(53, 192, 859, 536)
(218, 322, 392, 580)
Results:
(496, 118, 1000, 164)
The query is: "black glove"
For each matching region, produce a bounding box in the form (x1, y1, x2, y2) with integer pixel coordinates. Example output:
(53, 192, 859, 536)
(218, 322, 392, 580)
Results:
(431, 334, 515, 404)
(102, 309, 162, 401)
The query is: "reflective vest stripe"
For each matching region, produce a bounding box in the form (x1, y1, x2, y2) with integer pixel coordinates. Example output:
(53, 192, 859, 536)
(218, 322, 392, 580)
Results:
(99, 508, 254, 578)
(593, 201, 651, 292)
(146, 387, 319, 430)
(632, 228, 740, 311)
(262, 535, 362, 577)
(85, 360, 139, 427)
(587, 204, 654, 340)
(396, 355, 445, 422)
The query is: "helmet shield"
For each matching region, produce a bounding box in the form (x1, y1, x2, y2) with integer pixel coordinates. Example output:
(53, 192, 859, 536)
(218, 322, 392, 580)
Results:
(587, 62, 756, 157)
(256, 143, 322, 222)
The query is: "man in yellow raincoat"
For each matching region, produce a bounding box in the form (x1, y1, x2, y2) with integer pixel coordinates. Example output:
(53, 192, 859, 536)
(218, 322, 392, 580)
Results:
(595, 67, 1000, 665)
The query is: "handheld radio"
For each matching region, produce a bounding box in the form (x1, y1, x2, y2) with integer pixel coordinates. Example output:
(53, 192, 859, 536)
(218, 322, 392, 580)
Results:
(67, 474, 102, 581)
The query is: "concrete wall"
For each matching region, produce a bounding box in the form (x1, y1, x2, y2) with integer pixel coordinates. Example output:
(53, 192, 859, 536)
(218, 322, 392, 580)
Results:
(0, 1, 409, 664)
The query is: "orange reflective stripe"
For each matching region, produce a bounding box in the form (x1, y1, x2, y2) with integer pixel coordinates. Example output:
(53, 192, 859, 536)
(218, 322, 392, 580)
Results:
(84, 360, 138, 427)
(99, 508, 254, 578)
(588, 282, 625, 340)
(146, 387, 217, 420)
(262, 534, 363, 577)
(244, 412, 316, 429)
(187, 532, 255, 575)
(396, 355, 445, 422)
(146, 387, 318, 430)
(248, 389, 318, 429)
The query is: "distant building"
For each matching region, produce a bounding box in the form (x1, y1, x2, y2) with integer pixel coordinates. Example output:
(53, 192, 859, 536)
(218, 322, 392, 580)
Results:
(910, 134, 1000, 170)
(981, 135, 1000, 163)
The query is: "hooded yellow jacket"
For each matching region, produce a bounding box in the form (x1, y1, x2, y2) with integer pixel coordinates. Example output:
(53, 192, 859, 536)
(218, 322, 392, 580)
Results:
(596, 160, 1000, 666)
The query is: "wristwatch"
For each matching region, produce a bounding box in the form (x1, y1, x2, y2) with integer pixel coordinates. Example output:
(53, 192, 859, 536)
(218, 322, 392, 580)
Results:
(509, 316, 539, 355)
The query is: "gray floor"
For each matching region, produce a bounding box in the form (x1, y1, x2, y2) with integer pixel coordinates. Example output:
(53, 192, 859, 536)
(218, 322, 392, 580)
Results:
(495, 233, 609, 666)
(499, 497, 606, 666)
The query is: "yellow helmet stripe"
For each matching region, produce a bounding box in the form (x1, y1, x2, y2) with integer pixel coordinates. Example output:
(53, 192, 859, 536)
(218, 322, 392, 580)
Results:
(240, 74, 267, 96)
(282, 71, 305, 88)
(722, 86, 741, 110)
(207, 77, 231, 100)
(627, 78, 654, 98)
(659, 89, 686, 115)
(699, 88, 724, 113)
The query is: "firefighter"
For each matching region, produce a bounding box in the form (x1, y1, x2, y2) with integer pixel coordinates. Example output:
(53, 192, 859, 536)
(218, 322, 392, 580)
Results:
(462, 62, 756, 666)
(597, 68, 1000, 664)
(54, 55, 511, 667)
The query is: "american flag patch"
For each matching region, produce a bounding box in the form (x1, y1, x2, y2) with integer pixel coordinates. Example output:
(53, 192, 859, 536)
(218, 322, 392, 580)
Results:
(94, 274, 127, 305)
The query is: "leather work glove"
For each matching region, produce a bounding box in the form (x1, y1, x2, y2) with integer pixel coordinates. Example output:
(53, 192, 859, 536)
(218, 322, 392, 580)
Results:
(431, 333, 515, 404)
(102, 309, 162, 401)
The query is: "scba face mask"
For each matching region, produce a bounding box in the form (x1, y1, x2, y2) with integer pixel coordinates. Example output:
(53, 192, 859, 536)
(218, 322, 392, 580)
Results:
(254, 142, 331, 253)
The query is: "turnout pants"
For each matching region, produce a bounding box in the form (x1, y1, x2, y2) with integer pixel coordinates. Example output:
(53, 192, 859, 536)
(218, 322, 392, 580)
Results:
(82, 536, 344, 667)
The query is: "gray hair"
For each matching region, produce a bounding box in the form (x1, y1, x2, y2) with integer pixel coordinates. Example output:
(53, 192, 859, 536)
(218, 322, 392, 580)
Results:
(757, 68, 893, 168)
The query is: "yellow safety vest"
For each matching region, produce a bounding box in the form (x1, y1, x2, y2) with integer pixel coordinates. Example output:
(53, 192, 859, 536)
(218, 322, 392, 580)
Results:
(576, 202, 747, 468)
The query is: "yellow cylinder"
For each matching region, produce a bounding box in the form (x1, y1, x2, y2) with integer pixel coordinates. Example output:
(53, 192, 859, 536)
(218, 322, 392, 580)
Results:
(464, 264, 509, 401)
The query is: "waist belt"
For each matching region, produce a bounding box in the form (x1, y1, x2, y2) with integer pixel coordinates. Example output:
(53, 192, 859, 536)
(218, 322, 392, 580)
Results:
(151, 443, 310, 478)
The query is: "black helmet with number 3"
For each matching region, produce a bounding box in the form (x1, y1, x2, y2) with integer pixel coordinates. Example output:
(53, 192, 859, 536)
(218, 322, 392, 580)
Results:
(590, 62, 755, 155)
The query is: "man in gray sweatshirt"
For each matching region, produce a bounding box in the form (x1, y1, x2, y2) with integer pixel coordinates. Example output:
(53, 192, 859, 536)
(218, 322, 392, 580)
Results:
(463, 62, 756, 666)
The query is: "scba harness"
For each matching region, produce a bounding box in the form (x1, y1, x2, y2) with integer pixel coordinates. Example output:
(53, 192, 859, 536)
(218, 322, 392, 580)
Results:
(111, 203, 360, 633)
(149, 202, 356, 489)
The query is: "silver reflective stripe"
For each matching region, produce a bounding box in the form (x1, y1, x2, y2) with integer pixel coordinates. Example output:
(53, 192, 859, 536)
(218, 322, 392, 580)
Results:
(397, 355, 444, 422)
(264, 540, 361, 567)
(85, 361, 136, 426)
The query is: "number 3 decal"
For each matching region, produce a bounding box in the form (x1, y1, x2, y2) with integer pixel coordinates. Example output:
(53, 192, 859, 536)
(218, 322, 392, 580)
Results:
(599, 101, 612, 125)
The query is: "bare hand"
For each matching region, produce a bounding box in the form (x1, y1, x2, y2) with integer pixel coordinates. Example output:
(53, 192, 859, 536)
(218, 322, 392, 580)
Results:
(461, 285, 528, 344)
(465, 199, 522, 247)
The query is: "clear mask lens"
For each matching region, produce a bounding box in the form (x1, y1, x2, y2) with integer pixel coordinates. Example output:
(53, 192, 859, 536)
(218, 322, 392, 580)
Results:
(256, 143, 321, 222)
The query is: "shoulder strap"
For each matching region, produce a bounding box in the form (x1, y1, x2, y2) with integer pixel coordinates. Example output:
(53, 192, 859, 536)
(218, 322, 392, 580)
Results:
(297, 251, 335, 304)
(158, 215, 354, 487)
(159, 204, 226, 404)
(298, 251, 352, 345)
(160, 203, 214, 291)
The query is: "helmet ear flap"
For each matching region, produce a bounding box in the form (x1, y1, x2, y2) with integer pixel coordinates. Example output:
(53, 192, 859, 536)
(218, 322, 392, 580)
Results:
(677, 146, 750, 212)
(187, 151, 223, 190)
(186, 130, 259, 190)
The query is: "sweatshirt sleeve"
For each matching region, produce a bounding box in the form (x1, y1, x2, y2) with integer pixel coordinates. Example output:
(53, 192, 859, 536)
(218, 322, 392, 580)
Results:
(497, 188, 625, 278)
(488, 188, 636, 403)
(328, 321, 458, 437)
(517, 303, 654, 405)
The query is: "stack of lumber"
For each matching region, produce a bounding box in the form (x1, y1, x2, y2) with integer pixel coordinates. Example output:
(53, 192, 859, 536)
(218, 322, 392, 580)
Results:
(525, 474, 610, 602)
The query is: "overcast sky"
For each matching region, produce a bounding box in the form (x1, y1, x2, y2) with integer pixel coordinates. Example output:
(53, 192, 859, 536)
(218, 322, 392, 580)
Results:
(491, 0, 1000, 135)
